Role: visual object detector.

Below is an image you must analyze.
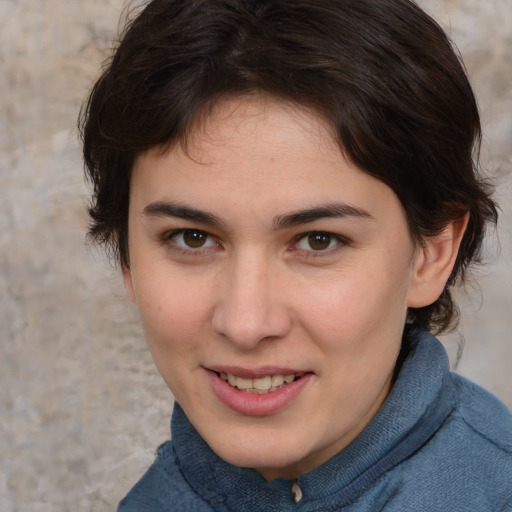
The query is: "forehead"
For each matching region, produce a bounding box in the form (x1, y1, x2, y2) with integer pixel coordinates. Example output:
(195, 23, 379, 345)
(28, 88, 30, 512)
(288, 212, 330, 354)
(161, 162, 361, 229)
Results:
(183, 96, 340, 163)
(130, 96, 407, 232)
(133, 96, 346, 193)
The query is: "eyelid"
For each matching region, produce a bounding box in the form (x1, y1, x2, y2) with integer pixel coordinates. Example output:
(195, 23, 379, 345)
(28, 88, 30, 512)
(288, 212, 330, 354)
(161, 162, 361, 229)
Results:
(291, 231, 350, 256)
(159, 228, 349, 259)
(162, 228, 221, 253)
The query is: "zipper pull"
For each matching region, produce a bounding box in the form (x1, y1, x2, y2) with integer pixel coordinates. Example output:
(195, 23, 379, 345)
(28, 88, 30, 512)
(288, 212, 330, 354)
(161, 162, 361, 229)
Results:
(291, 480, 303, 503)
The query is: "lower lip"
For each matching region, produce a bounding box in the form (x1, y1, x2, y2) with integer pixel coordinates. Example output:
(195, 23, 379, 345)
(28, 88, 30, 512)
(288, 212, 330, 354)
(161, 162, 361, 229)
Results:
(206, 370, 313, 416)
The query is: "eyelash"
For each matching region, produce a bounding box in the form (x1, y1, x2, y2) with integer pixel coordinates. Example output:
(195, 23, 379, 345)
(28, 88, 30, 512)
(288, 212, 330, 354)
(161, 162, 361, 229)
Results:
(291, 231, 349, 258)
(162, 229, 221, 255)
(161, 229, 349, 258)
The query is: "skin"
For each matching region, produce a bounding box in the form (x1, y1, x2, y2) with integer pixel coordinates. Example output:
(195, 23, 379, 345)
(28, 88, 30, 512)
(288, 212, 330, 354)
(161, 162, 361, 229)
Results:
(123, 96, 466, 481)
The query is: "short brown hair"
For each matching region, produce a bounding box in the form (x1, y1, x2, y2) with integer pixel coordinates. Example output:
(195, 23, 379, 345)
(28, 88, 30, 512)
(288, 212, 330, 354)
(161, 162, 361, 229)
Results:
(80, 0, 497, 334)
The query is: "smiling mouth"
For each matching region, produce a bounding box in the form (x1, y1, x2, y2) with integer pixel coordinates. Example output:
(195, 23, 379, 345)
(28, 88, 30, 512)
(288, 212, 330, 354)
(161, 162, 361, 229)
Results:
(217, 372, 304, 394)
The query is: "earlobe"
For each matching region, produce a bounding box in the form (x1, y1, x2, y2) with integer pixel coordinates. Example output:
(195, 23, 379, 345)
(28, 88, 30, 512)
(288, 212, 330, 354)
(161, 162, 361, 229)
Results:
(122, 265, 138, 304)
(407, 213, 469, 308)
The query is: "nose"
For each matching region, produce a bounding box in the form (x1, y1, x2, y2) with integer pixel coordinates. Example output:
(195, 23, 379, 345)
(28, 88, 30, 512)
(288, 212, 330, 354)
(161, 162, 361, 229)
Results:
(211, 251, 292, 349)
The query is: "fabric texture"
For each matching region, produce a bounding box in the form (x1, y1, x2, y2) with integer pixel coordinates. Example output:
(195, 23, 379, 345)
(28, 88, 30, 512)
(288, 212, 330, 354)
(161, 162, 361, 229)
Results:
(117, 330, 512, 511)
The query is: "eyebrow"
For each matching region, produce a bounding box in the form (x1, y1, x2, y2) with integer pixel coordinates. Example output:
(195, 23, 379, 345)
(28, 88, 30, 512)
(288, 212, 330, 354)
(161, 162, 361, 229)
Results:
(273, 202, 375, 230)
(143, 201, 226, 228)
(142, 200, 374, 229)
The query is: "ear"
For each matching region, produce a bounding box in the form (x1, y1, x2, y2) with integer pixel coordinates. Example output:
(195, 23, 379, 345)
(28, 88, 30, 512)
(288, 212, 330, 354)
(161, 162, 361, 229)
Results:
(407, 213, 469, 308)
(122, 265, 137, 305)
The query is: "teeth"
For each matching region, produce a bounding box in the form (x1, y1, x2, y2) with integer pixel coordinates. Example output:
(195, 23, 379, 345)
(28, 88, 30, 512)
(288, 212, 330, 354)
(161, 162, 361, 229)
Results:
(220, 372, 301, 393)
(253, 376, 272, 391)
(271, 375, 284, 387)
(236, 377, 253, 389)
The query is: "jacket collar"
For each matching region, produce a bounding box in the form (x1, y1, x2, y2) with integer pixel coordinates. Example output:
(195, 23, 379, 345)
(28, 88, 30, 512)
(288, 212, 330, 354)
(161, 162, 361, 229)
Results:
(171, 330, 454, 511)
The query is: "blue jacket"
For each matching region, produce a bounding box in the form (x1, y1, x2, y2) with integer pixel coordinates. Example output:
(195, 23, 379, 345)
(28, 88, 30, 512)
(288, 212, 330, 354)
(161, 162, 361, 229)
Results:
(118, 330, 512, 511)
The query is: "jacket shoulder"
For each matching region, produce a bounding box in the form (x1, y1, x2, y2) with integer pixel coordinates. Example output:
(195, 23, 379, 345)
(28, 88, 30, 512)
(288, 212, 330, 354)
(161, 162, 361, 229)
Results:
(117, 441, 213, 512)
(451, 372, 512, 453)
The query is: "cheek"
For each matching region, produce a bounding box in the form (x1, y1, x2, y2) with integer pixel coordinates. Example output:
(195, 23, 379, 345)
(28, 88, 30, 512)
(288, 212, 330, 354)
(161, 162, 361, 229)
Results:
(134, 276, 215, 401)
(134, 272, 215, 356)
(296, 259, 411, 346)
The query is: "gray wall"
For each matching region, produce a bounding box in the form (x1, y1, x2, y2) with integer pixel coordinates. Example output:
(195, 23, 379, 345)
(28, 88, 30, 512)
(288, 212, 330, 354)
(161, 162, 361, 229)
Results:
(1, 1, 510, 510)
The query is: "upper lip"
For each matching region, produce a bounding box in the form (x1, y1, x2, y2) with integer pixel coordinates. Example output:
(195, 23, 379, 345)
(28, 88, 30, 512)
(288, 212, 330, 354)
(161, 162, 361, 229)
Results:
(206, 365, 311, 379)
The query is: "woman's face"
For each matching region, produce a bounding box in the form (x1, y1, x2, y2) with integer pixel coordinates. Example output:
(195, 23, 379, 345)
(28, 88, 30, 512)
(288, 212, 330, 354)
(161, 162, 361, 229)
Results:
(123, 97, 422, 480)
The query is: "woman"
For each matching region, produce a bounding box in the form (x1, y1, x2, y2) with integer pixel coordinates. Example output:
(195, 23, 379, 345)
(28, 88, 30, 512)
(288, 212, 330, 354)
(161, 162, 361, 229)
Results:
(80, 0, 512, 510)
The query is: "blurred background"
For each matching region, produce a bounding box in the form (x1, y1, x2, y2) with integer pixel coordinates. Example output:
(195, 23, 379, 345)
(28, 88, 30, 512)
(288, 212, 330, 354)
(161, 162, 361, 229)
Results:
(0, 1, 510, 510)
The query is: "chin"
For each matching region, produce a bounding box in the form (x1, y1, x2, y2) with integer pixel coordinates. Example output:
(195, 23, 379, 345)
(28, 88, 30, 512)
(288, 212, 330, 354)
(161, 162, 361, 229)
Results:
(208, 432, 307, 479)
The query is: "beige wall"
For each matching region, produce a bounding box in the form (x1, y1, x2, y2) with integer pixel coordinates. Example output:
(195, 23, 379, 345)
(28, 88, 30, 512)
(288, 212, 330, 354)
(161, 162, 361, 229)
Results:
(1, 1, 510, 510)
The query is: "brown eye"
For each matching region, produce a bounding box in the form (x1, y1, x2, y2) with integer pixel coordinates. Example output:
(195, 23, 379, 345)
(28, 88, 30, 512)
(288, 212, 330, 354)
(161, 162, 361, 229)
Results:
(307, 233, 332, 250)
(165, 229, 220, 255)
(294, 231, 345, 254)
(182, 230, 209, 248)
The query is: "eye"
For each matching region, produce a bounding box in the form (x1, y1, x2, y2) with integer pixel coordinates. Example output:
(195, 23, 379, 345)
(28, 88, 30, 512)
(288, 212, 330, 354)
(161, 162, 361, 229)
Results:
(294, 232, 346, 252)
(167, 229, 217, 250)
